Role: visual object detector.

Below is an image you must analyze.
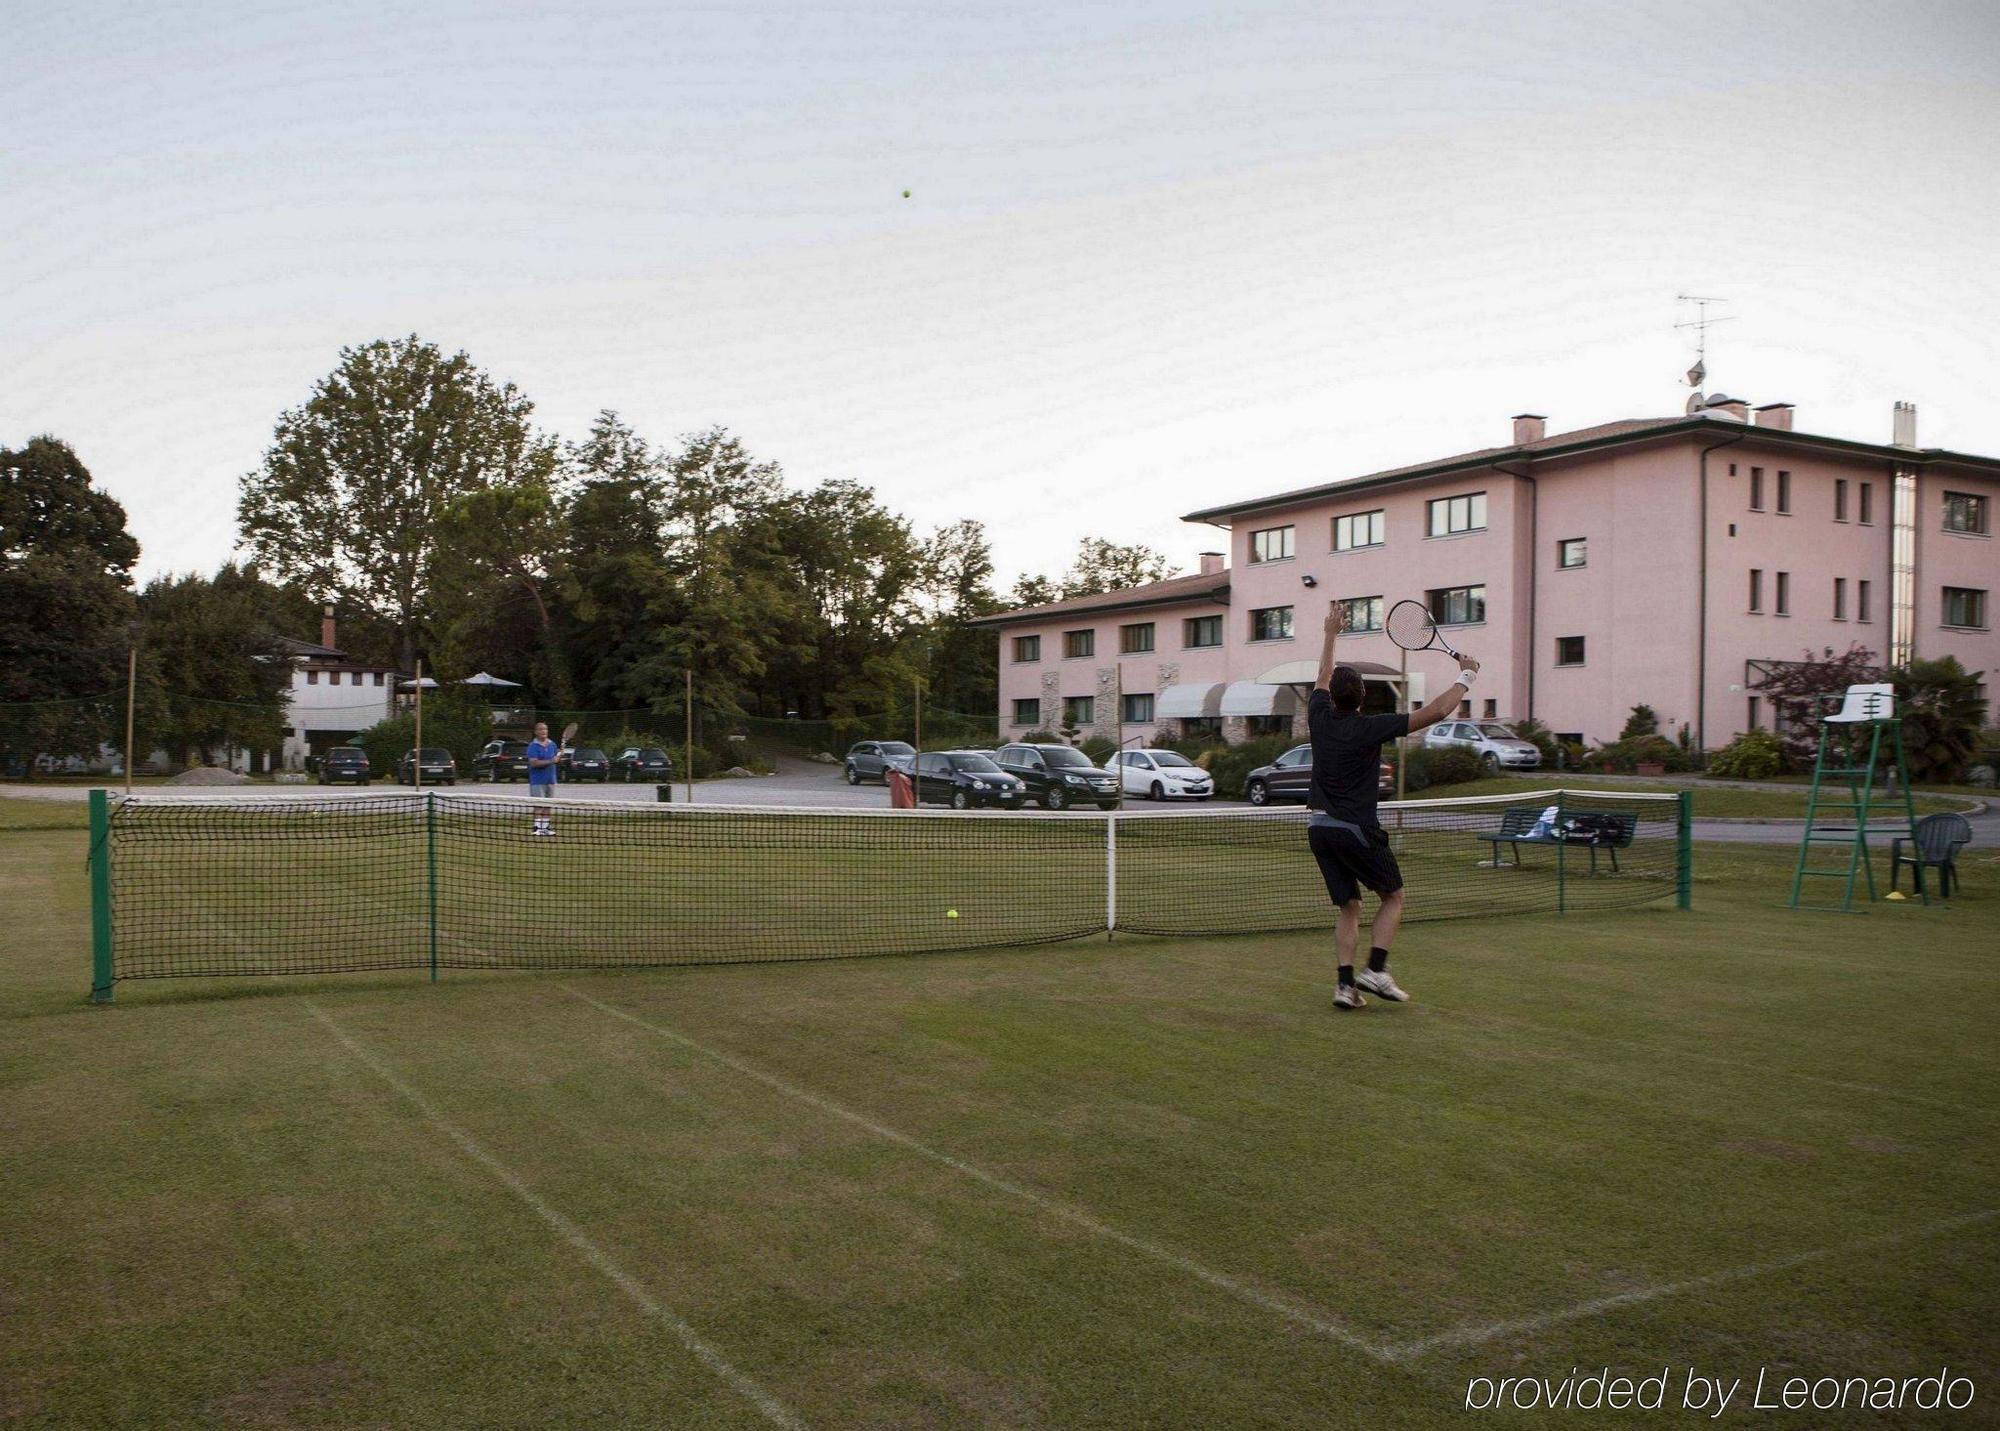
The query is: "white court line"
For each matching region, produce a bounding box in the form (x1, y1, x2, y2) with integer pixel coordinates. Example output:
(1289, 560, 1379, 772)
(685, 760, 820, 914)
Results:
(559, 983, 1393, 1361)
(305, 1002, 805, 1430)
(1381, 1208, 2000, 1362)
(1154, 951, 1993, 1117)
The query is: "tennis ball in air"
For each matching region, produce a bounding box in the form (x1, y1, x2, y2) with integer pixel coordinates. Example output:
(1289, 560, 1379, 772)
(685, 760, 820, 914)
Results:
(946, 908, 959, 919)
(901, 189, 911, 198)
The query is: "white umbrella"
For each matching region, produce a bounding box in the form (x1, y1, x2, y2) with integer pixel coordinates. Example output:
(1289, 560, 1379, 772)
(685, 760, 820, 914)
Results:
(460, 671, 524, 688)
(398, 677, 439, 690)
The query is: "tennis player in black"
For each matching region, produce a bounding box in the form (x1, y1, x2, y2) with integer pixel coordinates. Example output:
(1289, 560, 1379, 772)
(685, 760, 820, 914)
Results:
(1308, 602, 1481, 1010)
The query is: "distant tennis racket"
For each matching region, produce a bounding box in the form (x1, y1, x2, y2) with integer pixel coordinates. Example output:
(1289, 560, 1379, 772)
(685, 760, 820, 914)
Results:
(560, 721, 579, 748)
(1384, 599, 1464, 661)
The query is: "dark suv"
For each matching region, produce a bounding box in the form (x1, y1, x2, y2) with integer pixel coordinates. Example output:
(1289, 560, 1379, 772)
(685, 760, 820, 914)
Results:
(993, 743, 1121, 810)
(560, 746, 611, 782)
(396, 748, 457, 785)
(844, 740, 915, 784)
(612, 747, 674, 782)
(1244, 743, 1394, 805)
(914, 751, 1026, 809)
(318, 746, 372, 786)
(473, 741, 530, 782)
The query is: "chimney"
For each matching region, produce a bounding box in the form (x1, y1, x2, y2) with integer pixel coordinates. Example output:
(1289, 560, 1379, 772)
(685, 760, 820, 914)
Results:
(1198, 551, 1224, 576)
(1707, 396, 1750, 422)
(1753, 403, 1794, 430)
(321, 604, 337, 649)
(1512, 413, 1547, 445)
(1892, 400, 1918, 448)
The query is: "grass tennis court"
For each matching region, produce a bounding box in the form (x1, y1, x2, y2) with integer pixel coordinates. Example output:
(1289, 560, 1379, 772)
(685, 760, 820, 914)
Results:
(4, 800, 1997, 1426)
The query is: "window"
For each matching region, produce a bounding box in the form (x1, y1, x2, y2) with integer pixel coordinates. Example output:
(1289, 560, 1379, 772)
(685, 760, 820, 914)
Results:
(1859, 482, 1873, 524)
(1749, 467, 1763, 510)
(1121, 693, 1154, 723)
(1482, 698, 1497, 719)
(1776, 470, 1792, 514)
(1120, 622, 1155, 654)
(1184, 615, 1222, 648)
(306, 670, 318, 685)
(1747, 696, 1761, 730)
(1248, 525, 1295, 562)
(1426, 491, 1487, 537)
(1427, 585, 1486, 626)
(1246, 714, 1291, 737)
(1011, 698, 1039, 726)
(1557, 537, 1586, 568)
(1180, 716, 1222, 740)
(1063, 695, 1095, 726)
(1859, 579, 1872, 623)
(1338, 595, 1383, 632)
(1749, 569, 1763, 613)
(350, 672, 362, 685)
(1776, 571, 1790, 616)
(1063, 629, 1094, 659)
(1943, 587, 1989, 629)
(1250, 606, 1294, 641)
(1333, 509, 1385, 551)
(1834, 577, 1847, 620)
(1013, 635, 1040, 662)
(1834, 479, 1848, 522)
(1556, 732, 1582, 746)
(1555, 635, 1586, 666)
(1943, 491, 1990, 535)
(1457, 700, 1472, 718)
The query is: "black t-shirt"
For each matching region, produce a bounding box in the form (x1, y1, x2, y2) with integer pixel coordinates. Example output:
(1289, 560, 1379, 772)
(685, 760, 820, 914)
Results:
(1306, 687, 1408, 826)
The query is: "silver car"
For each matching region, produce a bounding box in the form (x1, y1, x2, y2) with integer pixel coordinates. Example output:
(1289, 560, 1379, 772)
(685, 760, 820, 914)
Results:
(1424, 720, 1542, 772)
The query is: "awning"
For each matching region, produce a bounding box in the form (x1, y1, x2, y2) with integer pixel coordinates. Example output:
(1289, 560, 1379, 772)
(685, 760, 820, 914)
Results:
(1155, 681, 1225, 719)
(1252, 659, 1405, 685)
(461, 671, 523, 688)
(1219, 681, 1299, 717)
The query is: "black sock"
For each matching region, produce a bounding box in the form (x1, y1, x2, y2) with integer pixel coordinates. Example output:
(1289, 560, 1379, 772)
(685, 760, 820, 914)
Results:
(1337, 965, 1356, 987)
(1368, 947, 1389, 973)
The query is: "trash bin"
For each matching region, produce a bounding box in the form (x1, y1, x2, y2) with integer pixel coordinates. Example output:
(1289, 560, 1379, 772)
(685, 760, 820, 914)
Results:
(656, 783, 673, 802)
(886, 769, 916, 809)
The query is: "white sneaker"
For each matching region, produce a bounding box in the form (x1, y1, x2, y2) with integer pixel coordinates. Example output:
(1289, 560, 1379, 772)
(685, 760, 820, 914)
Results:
(1355, 968, 1409, 1002)
(1333, 984, 1367, 1011)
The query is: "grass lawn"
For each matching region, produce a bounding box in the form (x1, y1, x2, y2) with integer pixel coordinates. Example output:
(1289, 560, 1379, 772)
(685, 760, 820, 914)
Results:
(1413, 774, 1976, 820)
(3, 797, 1996, 1426)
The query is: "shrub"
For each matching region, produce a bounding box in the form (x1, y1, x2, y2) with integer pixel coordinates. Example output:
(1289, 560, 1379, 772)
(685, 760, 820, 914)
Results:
(355, 693, 492, 776)
(1420, 745, 1486, 788)
(1510, 717, 1559, 765)
(1619, 704, 1660, 740)
(1705, 727, 1790, 780)
(1022, 728, 1062, 745)
(1078, 734, 1117, 765)
(1584, 734, 1688, 774)
(1558, 741, 1588, 771)
(1891, 655, 1988, 784)
(1206, 733, 1299, 799)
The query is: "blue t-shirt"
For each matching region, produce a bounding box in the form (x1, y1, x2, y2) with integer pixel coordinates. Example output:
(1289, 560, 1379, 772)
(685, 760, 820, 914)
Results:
(525, 738, 559, 785)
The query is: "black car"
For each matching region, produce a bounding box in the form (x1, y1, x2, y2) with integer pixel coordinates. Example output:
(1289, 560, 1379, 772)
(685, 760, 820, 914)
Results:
(473, 740, 530, 782)
(844, 740, 915, 784)
(318, 746, 372, 786)
(559, 746, 611, 782)
(992, 743, 1121, 810)
(1244, 743, 1394, 805)
(914, 751, 1026, 809)
(612, 746, 674, 782)
(396, 747, 458, 785)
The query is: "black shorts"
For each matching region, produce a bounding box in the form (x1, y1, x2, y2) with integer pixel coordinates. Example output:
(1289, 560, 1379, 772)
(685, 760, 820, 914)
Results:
(1308, 823, 1404, 905)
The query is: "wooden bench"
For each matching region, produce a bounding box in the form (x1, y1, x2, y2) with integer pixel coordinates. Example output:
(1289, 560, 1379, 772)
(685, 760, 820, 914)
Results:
(1475, 807, 1639, 874)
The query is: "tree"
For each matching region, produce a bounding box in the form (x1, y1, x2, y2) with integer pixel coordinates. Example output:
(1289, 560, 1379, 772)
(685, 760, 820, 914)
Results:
(1013, 536, 1175, 606)
(1749, 645, 1884, 768)
(560, 412, 672, 712)
(431, 454, 570, 703)
(1620, 704, 1659, 740)
(1892, 655, 1987, 783)
(134, 565, 293, 767)
(0, 437, 138, 771)
(237, 336, 552, 670)
(917, 518, 1000, 717)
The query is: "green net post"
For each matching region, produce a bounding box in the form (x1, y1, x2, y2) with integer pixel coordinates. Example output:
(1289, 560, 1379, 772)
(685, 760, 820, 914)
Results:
(89, 789, 114, 1004)
(1676, 789, 1693, 910)
(426, 791, 440, 983)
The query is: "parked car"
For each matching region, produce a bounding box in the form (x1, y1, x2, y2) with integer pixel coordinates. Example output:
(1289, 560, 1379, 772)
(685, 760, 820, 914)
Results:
(318, 746, 372, 786)
(1244, 743, 1393, 805)
(612, 746, 674, 782)
(1110, 749, 1214, 801)
(844, 740, 916, 784)
(992, 743, 1121, 810)
(473, 740, 530, 782)
(559, 746, 611, 782)
(914, 751, 1026, 809)
(396, 747, 457, 785)
(1425, 720, 1542, 772)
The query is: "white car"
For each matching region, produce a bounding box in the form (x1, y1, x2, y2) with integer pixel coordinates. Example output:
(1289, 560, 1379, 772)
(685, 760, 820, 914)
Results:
(1110, 749, 1215, 800)
(1423, 719, 1543, 772)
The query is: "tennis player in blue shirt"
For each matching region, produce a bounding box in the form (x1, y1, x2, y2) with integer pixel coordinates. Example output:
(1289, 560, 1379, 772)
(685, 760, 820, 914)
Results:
(525, 722, 559, 835)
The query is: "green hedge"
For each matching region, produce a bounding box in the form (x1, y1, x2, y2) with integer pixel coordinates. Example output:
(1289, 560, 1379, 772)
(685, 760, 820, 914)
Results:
(1705, 728, 1790, 780)
(1202, 733, 1298, 799)
(355, 695, 493, 777)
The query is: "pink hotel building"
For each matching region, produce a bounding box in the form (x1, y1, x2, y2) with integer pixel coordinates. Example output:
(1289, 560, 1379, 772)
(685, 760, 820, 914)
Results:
(976, 399, 1998, 752)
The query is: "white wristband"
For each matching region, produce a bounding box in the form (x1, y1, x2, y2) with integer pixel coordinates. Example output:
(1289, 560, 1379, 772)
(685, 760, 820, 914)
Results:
(1456, 669, 1477, 688)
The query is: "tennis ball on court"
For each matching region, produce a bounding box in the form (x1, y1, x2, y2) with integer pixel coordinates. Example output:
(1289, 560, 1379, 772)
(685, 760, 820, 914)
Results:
(946, 908, 959, 918)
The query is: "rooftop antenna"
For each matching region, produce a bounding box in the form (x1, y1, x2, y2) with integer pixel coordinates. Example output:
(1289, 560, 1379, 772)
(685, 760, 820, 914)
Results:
(1674, 294, 1734, 409)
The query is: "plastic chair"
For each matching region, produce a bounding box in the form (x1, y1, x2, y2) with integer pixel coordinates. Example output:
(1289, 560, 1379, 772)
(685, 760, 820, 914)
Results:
(1890, 813, 1973, 897)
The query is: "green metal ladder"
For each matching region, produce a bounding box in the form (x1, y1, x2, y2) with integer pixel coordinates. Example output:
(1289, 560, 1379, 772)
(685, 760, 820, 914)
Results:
(1788, 690, 1925, 913)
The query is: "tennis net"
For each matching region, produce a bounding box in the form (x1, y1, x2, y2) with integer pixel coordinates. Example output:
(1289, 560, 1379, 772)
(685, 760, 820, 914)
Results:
(91, 788, 1689, 994)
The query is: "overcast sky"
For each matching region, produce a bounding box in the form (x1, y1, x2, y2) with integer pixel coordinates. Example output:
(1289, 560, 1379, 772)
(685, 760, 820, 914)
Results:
(5, 0, 1997, 593)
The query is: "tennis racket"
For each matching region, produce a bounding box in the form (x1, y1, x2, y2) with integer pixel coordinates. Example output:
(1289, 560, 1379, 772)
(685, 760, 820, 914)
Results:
(557, 722, 579, 778)
(1384, 599, 1464, 661)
